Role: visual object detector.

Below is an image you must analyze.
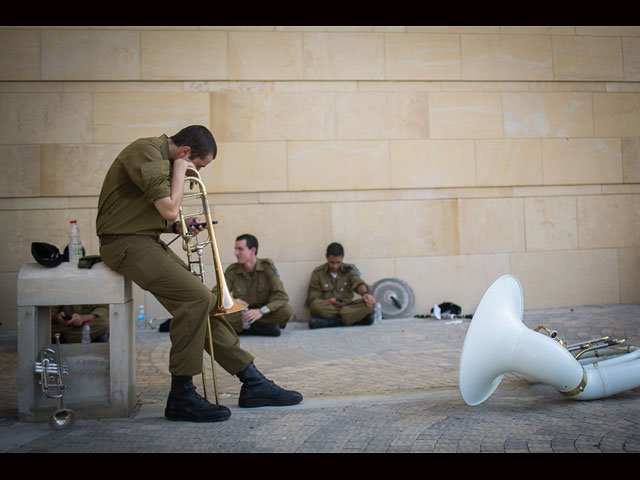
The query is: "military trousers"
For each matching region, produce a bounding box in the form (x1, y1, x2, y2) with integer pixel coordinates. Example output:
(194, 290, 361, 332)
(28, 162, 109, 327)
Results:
(309, 298, 373, 326)
(100, 235, 254, 377)
(224, 303, 294, 334)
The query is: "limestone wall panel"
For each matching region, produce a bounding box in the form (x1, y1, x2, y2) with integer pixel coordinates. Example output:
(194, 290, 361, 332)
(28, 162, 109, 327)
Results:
(475, 139, 543, 186)
(213, 202, 334, 264)
(0, 92, 92, 144)
(622, 137, 640, 183)
(201, 141, 288, 193)
(0, 208, 95, 271)
(41, 29, 140, 81)
(593, 92, 640, 138)
(332, 199, 460, 259)
(552, 35, 624, 81)
(228, 31, 303, 80)
(577, 194, 640, 249)
(618, 247, 640, 303)
(385, 33, 461, 80)
(524, 196, 578, 251)
(503, 92, 593, 138)
(335, 91, 429, 140)
(461, 34, 553, 81)
(0, 29, 40, 80)
(623, 37, 640, 82)
(288, 141, 390, 191)
(40, 144, 125, 197)
(510, 249, 620, 308)
(93, 92, 210, 143)
(303, 32, 385, 80)
(428, 92, 503, 139)
(390, 139, 476, 188)
(0, 145, 41, 197)
(541, 138, 623, 185)
(458, 198, 525, 255)
(141, 30, 227, 80)
(211, 91, 335, 142)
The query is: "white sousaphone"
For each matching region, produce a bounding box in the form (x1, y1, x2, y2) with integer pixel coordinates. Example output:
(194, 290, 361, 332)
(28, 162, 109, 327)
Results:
(458, 275, 640, 406)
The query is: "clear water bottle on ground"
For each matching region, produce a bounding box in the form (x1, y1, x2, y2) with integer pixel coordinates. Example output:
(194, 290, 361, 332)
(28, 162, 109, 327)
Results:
(137, 305, 146, 330)
(374, 301, 382, 324)
(68, 220, 83, 264)
(81, 321, 91, 344)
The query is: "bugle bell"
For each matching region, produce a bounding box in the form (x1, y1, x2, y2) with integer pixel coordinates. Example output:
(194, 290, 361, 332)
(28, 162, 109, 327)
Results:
(458, 275, 640, 406)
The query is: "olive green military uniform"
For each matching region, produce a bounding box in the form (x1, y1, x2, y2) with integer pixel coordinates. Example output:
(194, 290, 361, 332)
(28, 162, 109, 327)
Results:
(96, 134, 254, 377)
(306, 262, 374, 325)
(221, 258, 293, 333)
(51, 304, 109, 343)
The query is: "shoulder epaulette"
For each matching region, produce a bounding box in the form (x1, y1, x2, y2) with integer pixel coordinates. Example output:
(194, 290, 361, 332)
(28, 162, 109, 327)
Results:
(261, 258, 279, 276)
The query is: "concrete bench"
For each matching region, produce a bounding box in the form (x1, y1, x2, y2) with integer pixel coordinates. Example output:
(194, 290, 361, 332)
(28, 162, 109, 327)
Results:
(17, 262, 135, 422)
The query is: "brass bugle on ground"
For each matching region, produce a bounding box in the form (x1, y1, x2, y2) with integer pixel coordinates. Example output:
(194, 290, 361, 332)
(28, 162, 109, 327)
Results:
(34, 333, 76, 430)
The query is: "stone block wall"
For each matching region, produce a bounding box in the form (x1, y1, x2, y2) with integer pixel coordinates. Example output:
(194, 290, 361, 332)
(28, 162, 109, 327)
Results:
(1, 26, 639, 330)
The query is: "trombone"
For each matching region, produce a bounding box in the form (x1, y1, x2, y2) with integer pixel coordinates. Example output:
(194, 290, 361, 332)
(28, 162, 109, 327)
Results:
(178, 167, 245, 404)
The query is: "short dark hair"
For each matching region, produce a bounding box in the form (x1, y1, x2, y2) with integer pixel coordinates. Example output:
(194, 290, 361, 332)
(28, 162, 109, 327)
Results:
(170, 125, 217, 160)
(236, 233, 258, 254)
(326, 242, 344, 257)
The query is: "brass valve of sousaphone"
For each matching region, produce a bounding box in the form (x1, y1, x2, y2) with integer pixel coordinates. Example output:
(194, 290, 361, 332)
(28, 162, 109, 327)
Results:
(534, 324, 626, 359)
(178, 167, 246, 404)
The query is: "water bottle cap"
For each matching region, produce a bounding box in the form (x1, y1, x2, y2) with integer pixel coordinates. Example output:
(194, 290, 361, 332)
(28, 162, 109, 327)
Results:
(83, 321, 89, 325)
(70, 220, 77, 224)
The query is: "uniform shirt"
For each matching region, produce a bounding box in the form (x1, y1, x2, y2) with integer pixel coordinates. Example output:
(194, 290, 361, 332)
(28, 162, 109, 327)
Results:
(224, 258, 289, 312)
(307, 262, 371, 305)
(51, 304, 109, 342)
(97, 135, 172, 237)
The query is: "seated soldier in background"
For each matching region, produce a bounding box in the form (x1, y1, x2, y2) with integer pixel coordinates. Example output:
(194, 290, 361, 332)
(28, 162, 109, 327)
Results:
(51, 304, 109, 343)
(220, 234, 294, 337)
(306, 242, 376, 329)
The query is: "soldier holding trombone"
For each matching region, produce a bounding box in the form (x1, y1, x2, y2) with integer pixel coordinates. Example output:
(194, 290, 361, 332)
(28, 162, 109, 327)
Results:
(96, 125, 302, 423)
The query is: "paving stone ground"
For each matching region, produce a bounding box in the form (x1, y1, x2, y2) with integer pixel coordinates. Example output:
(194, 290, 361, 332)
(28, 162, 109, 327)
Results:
(1, 303, 639, 453)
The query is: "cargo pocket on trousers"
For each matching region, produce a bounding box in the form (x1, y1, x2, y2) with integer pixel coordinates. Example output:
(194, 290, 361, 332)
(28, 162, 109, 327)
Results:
(121, 246, 169, 291)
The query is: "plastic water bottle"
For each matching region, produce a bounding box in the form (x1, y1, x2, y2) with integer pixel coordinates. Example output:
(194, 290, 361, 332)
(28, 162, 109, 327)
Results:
(68, 220, 83, 264)
(81, 322, 91, 344)
(374, 301, 382, 324)
(137, 305, 146, 330)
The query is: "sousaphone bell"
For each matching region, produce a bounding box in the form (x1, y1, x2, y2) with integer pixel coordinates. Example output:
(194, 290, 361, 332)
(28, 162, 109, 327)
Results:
(458, 275, 640, 406)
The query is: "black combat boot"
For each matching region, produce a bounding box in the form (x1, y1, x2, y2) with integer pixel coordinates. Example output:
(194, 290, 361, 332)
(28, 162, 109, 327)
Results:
(236, 362, 303, 408)
(242, 322, 281, 337)
(165, 375, 231, 422)
(354, 314, 374, 326)
(308, 316, 343, 329)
